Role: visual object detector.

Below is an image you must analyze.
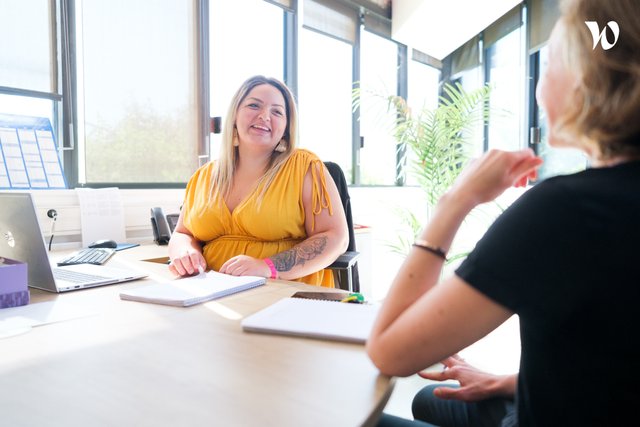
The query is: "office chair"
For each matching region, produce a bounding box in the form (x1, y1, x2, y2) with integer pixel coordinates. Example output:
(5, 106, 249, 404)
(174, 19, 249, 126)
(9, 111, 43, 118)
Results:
(324, 161, 360, 292)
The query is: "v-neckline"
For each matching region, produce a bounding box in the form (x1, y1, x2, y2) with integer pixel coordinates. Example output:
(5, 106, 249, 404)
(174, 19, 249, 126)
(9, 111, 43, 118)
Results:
(224, 182, 260, 216)
(223, 156, 276, 215)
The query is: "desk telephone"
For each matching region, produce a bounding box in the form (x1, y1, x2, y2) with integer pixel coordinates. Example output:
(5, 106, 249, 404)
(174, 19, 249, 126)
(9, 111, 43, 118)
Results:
(150, 207, 179, 245)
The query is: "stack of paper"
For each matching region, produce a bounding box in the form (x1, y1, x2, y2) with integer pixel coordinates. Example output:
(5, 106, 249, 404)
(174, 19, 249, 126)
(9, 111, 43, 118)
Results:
(119, 271, 265, 307)
(241, 297, 380, 343)
(76, 187, 127, 248)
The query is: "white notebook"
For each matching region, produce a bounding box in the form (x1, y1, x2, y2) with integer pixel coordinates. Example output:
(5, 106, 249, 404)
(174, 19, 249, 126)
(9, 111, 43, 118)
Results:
(119, 271, 265, 307)
(241, 297, 380, 344)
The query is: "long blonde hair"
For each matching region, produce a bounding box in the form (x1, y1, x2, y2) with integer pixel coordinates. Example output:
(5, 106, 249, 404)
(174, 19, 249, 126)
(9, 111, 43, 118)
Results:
(210, 76, 299, 202)
(557, 0, 640, 159)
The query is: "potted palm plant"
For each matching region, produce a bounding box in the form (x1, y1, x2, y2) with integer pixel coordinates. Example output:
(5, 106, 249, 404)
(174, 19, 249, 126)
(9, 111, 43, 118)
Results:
(353, 82, 493, 260)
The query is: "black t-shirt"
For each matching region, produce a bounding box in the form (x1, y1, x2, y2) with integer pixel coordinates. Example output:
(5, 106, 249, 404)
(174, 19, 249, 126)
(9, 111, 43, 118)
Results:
(456, 161, 640, 426)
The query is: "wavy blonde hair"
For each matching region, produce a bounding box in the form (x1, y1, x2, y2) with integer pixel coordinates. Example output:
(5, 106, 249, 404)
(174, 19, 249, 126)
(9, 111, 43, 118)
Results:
(210, 75, 299, 202)
(556, 0, 640, 159)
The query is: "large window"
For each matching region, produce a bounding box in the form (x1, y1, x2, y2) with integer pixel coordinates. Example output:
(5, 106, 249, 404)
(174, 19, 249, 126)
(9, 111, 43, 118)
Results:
(76, 0, 198, 184)
(0, 0, 61, 148)
(486, 26, 526, 151)
(209, 0, 284, 159)
(358, 30, 399, 185)
(297, 28, 353, 181)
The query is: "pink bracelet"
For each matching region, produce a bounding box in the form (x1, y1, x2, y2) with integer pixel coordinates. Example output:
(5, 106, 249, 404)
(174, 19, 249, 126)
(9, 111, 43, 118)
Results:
(264, 258, 278, 279)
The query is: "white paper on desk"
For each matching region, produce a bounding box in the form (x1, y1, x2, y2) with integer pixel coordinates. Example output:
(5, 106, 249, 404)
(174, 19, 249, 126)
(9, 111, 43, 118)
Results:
(76, 187, 127, 247)
(119, 270, 266, 307)
(0, 300, 97, 339)
(241, 298, 381, 344)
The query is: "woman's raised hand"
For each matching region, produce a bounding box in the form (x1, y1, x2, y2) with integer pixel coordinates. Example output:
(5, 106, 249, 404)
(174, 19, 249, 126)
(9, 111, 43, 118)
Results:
(446, 149, 543, 209)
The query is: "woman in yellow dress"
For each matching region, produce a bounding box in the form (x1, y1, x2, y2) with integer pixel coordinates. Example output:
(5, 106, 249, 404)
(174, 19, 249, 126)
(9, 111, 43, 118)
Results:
(168, 75, 348, 287)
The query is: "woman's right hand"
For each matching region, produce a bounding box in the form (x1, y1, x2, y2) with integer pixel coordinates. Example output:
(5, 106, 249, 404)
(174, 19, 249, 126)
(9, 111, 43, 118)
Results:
(167, 213, 208, 277)
(168, 246, 207, 277)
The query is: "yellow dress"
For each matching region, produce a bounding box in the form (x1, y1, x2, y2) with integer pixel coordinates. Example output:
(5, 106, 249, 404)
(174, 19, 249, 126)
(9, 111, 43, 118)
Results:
(182, 149, 335, 287)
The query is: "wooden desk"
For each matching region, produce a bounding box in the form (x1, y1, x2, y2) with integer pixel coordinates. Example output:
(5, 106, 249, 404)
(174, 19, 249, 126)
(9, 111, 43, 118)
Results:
(1, 244, 394, 427)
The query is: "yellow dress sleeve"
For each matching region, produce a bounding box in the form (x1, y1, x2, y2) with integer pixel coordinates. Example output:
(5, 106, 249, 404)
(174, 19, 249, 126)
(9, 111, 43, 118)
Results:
(308, 157, 334, 232)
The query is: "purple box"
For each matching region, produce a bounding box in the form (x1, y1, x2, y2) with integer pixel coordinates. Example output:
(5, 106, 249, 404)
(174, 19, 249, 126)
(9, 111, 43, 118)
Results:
(0, 258, 29, 309)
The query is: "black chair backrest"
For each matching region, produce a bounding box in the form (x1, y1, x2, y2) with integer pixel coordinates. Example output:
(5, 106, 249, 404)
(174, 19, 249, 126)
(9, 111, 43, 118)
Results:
(324, 161, 359, 289)
(324, 162, 355, 251)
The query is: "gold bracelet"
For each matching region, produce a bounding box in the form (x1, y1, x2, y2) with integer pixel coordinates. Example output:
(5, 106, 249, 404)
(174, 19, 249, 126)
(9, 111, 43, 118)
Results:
(413, 239, 447, 261)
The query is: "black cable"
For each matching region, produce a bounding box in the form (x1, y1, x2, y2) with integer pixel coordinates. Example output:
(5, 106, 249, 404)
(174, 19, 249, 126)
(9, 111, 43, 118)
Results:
(47, 209, 57, 251)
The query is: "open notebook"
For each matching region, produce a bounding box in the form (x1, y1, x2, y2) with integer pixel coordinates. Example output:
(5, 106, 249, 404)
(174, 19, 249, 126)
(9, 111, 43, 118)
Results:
(119, 271, 265, 307)
(241, 297, 380, 344)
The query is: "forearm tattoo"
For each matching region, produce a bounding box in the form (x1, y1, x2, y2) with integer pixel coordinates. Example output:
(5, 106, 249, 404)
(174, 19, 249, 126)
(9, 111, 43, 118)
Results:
(271, 236, 328, 272)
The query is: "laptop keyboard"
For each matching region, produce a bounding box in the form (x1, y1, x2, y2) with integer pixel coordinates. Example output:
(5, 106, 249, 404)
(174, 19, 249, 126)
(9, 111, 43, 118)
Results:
(53, 268, 110, 283)
(56, 248, 116, 266)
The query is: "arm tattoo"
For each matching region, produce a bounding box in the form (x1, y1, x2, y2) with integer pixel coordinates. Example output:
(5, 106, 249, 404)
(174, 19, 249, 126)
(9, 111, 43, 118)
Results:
(270, 236, 328, 272)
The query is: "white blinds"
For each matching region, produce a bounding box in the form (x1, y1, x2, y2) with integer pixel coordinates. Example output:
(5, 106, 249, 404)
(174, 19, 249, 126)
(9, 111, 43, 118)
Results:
(265, 0, 293, 12)
(530, 0, 560, 51)
(303, 0, 358, 45)
(484, 4, 522, 48)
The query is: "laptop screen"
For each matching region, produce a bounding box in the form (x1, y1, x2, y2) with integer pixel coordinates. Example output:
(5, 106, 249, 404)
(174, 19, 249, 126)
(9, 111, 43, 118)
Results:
(0, 192, 58, 291)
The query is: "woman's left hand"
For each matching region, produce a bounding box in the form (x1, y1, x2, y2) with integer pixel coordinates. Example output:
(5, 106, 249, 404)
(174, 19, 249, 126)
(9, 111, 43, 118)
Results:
(219, 255, 271, 277)
(417, 354, 516, 401)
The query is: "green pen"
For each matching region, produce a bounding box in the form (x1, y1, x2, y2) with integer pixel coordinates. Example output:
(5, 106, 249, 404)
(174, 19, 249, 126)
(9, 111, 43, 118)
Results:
(340, 292, 365, 303)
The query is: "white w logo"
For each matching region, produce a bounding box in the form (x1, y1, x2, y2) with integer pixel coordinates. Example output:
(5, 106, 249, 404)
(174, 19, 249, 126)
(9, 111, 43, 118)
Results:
(584, 21, 620, 50)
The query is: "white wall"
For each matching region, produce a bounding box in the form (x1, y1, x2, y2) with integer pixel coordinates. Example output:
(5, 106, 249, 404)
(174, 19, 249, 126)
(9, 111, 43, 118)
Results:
(29, 189, 184, 248)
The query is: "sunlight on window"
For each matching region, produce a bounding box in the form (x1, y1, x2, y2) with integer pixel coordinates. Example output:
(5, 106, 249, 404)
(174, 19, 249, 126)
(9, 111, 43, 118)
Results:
(297, 28, 353, 181)
(487, 28, 526, 152)
(534, 46, 588, 180)
(0, 95, 56, 127)
(77, 0, 198, 184)
(405, 61, 440, 186)
(359, 30, 398, 185)
(209, 0, 284, 160)
(459, 66, 486, 158)
(0, 0, 53, 93)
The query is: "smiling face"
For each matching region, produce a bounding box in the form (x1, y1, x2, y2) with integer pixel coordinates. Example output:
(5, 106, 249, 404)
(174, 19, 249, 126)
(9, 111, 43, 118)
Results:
(234, 83, 288, 153)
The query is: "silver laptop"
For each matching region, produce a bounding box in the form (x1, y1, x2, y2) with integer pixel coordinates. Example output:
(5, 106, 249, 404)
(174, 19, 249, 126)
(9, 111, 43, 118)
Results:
(0, 192, 146, 292)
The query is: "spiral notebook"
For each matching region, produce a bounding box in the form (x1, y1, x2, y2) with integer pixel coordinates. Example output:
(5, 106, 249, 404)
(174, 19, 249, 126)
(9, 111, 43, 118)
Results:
(241, 297, 380, 343)
(290, 291, 349, 302)
(119, 271, 265, 307)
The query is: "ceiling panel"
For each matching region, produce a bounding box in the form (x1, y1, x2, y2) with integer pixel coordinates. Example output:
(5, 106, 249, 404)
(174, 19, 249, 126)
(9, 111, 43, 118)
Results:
(392, 0, 523, 60)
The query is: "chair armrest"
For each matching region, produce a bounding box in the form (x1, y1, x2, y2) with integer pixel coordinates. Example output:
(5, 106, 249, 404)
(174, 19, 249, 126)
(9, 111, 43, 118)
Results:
(327, 251, 360, 270)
